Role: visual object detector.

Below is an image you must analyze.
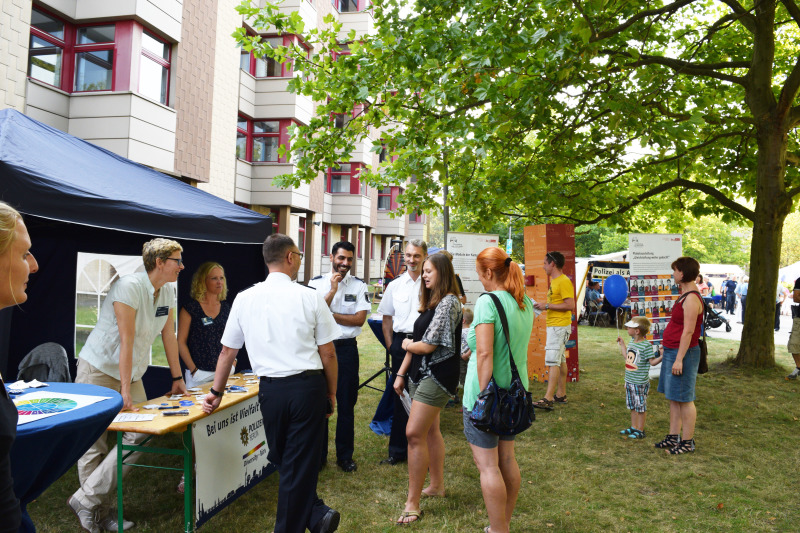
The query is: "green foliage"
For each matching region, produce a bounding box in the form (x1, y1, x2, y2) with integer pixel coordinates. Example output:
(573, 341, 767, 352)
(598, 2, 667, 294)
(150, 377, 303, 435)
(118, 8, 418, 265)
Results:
(780, 210, 800, 267)
(682, 216, 752, 267)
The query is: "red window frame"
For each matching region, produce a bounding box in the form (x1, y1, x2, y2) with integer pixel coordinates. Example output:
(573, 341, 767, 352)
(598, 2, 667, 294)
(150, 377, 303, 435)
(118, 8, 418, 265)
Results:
(28, 8, 167, 102)
(378, 186, 401, 210)
(332, 0, 364, 12)
(236, 116, 294, 163)
(321, 222, 329, 256)
(326, 162, 366, 194)
(240, 32, 310, 78)
(298, 217, 306, 252)
(409, 211, 425, 223)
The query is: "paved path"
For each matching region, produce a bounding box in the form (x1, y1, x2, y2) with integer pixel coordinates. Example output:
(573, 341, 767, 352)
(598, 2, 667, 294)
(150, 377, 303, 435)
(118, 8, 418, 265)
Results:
(705, 306, 792, 345)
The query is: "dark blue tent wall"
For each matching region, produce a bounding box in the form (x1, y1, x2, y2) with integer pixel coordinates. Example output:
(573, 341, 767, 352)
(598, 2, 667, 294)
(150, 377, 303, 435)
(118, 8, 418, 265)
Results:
(0, 110, 272, 397)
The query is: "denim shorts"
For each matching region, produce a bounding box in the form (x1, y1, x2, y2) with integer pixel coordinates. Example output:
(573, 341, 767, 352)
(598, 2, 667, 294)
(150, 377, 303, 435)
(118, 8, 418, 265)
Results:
(657, 345, 700, 402)
(462, 409, 515, 449)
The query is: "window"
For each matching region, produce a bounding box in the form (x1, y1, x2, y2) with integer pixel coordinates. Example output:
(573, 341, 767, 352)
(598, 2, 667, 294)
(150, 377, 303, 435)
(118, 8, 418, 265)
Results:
(381, 238, 386, 260)
(321, 223, 329, 255)
(236, 116, 294, 163)
(327, 163, 367, 194)
(240, 33, 309, 78)
(28, 8, 171, 103)
(378, 187, 391, 210)
(298, 217, 306, 252)
(409, 210, 425, 223)
(140, 31, 170, 104)
(332, 0, 363, 12)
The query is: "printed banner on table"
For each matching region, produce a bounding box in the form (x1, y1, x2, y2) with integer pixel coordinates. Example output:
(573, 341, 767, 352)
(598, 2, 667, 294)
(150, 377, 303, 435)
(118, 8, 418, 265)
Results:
(14, 391, 110, 425)
(627, 234, 683, 276)
(194, 395, 276, 527)
(447, 232, 500, 307)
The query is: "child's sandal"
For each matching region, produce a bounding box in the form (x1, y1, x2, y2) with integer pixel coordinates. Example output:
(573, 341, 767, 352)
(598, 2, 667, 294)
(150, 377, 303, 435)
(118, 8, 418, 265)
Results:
(620, 427, 635, 435)
(628, 429, 645, 439)
(668, 438, 695, 454)
(654, 434, 680, 449)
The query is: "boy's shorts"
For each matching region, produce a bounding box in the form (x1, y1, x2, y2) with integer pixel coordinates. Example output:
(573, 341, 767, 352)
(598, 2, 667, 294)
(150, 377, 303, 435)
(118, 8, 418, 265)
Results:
(625, 381, 649, 413)
(545, 326, 571, 366)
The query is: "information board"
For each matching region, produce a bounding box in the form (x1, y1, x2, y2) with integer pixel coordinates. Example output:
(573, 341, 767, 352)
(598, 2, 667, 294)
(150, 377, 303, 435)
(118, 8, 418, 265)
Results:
(446, 232, 500, 306)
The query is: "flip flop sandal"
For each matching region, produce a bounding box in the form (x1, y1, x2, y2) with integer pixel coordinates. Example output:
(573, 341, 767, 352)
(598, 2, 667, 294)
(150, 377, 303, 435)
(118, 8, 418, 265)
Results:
(396, 510, 422, 525)
(532, 397, 554, 410)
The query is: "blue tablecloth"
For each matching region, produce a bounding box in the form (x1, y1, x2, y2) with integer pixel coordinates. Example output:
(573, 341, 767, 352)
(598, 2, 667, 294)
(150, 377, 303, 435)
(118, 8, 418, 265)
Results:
(367, 318, 394, 436)
(10, 382, 123, 533)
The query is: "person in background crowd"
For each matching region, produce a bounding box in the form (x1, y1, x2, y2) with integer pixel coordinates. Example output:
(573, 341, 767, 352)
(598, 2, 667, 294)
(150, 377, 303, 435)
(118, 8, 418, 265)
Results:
(202, 234, 341, 533)
(722, 275, 738, 315)
(393, 253, 462, 524)
(376, 240, 428, 466)
(0, 203, 39, 533)
(735, 276, 749, 323)
(775, 283, 789, 332)
(463, 247, 534, 533)
(69, 238, 188, 533)
(655, 256, 703, 455)
(308, 241, 370, 473)
(532, 251, 575, 410)
(787, 277, 800, 380)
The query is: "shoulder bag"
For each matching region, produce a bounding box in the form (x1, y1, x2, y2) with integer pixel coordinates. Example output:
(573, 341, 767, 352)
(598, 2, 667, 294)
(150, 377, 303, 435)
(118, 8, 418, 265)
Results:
(468, 293, 534, 435)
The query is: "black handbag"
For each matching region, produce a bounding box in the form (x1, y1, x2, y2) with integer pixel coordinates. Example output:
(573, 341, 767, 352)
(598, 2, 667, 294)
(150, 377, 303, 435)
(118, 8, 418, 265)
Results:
(468, 293, 534, 436)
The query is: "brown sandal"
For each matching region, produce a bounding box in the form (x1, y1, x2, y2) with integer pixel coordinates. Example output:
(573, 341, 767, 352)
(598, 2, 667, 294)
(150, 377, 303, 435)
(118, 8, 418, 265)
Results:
(396, 510, 422, 525)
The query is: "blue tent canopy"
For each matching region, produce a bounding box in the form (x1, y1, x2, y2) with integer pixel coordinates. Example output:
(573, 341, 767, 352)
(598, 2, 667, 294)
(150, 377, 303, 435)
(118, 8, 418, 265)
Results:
(0, 109, 270, 243)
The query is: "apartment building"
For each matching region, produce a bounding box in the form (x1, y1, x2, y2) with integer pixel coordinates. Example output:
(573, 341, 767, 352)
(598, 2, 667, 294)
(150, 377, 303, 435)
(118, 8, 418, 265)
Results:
(0, 0, 427, 282)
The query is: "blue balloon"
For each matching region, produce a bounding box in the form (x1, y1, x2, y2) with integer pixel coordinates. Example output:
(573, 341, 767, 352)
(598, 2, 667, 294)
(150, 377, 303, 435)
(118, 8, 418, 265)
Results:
(603, 275, 629, 307)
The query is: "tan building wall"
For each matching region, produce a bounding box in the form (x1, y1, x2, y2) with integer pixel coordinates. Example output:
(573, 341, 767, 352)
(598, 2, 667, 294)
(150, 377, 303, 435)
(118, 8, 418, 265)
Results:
(200, 0, 241, 201)
(173, 0, 217, 183)
(1, 0, 32, 111)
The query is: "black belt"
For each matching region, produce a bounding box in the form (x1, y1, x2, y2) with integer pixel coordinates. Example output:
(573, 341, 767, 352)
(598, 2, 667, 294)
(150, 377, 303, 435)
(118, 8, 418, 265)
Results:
(333, 338, 357, 347)
(260, 370, 323, 383)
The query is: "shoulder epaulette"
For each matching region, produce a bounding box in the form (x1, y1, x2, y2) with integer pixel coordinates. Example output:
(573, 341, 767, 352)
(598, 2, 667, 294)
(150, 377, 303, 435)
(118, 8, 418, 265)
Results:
(311, 275, 324, 280)
(352, 276, 365, 283)
(300, 283, 317, 290)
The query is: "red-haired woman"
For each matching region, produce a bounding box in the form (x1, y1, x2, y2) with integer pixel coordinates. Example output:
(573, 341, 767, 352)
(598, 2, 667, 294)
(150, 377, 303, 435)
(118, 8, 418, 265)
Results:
(393, 253, 462, 525)
(463, 248, 534, 533)
(656, 256, 703, 454)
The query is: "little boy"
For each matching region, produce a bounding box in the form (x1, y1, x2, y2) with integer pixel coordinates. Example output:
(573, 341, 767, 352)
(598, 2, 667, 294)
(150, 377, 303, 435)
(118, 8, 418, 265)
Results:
(616, 317, 662, 439)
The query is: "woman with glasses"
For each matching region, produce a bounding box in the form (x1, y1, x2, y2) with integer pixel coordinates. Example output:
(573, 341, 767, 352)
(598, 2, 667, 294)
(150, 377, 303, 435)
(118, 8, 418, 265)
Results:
(393, 253, 462, 525)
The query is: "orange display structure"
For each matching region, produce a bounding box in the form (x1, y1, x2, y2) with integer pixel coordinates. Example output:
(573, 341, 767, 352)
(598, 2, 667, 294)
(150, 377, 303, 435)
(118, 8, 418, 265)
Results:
(523, 224, 579, 384)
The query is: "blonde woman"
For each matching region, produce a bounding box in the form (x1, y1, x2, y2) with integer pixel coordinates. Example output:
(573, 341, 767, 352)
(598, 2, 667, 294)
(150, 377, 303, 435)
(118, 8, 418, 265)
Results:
(178, 262, 234, 387)
(0, 202, 39, 533)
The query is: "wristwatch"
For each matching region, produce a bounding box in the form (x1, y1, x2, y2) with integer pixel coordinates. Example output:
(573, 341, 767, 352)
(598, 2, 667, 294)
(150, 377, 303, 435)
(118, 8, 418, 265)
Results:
(545, 303, 549, 310)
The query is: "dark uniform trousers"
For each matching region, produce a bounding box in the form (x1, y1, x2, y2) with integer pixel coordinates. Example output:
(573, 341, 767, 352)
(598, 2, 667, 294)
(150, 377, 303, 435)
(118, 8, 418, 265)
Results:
(388, 334, 410, 460)
(322, 339, 359, 463)
(259, 372, 330, 533)
(725, 291, 736, 314)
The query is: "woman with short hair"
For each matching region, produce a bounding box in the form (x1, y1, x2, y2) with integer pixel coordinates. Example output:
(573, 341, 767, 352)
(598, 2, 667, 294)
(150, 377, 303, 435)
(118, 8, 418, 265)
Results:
(656, 256, 703, 454)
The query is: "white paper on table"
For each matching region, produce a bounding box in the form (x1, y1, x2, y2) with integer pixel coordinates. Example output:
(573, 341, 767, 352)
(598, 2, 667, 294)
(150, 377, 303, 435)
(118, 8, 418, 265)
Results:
(7, 379, 49, 390)
(15, 391, 110, 425)
(400, 390, 412, 415)
(112, 413, 156, 423)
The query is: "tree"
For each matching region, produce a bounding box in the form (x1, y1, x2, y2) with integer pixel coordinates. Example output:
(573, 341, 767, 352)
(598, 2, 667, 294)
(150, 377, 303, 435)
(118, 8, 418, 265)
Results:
(682, 216, 752, 266)
(235, 0, 800, 368)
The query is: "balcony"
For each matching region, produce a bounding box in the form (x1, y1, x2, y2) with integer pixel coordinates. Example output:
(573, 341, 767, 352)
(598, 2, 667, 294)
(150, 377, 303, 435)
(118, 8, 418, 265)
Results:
(38, 0, 182, 40)
(235, 160, 311, 209)
(324, 192, 371, 227)
(239, 72, 314, 124)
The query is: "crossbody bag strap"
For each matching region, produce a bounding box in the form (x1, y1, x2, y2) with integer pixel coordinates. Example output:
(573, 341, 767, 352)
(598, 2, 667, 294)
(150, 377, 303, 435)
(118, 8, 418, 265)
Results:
(484, 292, 521, 379)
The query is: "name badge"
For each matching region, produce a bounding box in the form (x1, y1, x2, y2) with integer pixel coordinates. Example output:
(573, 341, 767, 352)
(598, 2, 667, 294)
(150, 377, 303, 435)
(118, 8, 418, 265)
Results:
(155, 306, 169, 317)
(201, 317, 214, 326)
(344, 294, 357, 303)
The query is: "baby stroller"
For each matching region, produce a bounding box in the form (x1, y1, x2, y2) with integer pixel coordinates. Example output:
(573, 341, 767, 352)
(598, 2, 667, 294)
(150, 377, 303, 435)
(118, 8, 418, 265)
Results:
(704, 299, 732, 332)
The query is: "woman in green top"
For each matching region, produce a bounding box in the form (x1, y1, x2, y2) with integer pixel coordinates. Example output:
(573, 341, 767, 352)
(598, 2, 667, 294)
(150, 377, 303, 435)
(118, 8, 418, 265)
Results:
(463, 247, 534, 533)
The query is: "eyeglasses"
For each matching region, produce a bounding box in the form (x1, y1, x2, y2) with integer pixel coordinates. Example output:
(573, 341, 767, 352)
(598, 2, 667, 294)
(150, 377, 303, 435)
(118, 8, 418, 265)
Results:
(165, 258, 184, 266)
(290, 251, 304, 260)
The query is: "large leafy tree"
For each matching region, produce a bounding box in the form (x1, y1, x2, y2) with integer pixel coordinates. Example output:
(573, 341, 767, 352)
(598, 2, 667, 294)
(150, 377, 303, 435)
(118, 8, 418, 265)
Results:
(236, 0, 800, 368)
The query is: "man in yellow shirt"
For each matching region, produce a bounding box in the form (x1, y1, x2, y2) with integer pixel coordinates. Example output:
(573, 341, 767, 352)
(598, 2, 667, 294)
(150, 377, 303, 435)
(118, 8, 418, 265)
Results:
(533, 251, 575, 411)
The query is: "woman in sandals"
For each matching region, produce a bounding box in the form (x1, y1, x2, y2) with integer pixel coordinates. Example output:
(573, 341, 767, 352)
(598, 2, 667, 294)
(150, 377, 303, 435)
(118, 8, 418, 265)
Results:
(463, 248, 534, 533)
(655, 256, 703, 454)
(393, 253, 462, 525)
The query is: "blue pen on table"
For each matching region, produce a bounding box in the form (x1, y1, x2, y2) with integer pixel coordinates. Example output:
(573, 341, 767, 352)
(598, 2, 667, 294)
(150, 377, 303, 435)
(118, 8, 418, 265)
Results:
(158, 405, 180, 410)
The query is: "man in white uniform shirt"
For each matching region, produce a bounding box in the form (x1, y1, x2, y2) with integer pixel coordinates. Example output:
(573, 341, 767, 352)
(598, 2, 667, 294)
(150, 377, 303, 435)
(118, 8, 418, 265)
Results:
(203, 234, 341, 533)
(376, 239, 427, 465)
(69, 238, 188, 533)
(308, 241, 371, 473)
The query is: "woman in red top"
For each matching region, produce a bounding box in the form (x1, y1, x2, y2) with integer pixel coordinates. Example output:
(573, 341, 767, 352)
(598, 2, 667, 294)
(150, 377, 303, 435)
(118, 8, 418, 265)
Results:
(656, 257, 703, 454)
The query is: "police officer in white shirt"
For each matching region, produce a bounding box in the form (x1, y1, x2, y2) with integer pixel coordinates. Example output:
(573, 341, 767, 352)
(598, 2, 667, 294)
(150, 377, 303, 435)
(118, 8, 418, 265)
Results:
(308, 241, 371, 473)
(376, 239, 427, 465)
(203, 234, 342, 533)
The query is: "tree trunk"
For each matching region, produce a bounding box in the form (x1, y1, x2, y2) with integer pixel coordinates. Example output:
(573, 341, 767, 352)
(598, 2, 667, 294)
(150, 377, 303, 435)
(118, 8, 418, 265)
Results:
(734, 117, 790, 367)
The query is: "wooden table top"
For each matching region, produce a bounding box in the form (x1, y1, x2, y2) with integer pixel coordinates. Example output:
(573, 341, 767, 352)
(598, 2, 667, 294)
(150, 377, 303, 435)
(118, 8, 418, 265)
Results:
(107, 374, 259, 435)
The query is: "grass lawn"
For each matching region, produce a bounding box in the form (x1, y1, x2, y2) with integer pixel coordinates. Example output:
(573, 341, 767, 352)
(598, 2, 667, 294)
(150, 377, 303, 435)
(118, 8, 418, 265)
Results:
(28, 322, 799, 532)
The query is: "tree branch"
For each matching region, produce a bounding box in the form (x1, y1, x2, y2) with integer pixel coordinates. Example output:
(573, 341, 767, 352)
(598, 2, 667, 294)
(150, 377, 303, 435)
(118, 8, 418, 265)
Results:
(717, 0, 758, 32)
(591, 0, 697, 40)
(628, 55, 747, 84)
(778, 56, 800, 115)
(780, 0, 800, 28)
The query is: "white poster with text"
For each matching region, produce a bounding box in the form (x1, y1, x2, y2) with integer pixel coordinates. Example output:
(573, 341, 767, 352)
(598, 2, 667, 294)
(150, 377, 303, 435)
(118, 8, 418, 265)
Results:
(447, 232, 500, 307)
(628, 234, 683, 276)
(193, 396, 275, 527)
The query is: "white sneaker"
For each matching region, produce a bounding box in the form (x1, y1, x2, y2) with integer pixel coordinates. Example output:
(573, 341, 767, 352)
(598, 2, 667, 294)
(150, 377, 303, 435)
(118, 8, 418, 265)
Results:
(67, 495, 101, 533)
(787, 367, 800, 380)
(96, 508, 135, 531)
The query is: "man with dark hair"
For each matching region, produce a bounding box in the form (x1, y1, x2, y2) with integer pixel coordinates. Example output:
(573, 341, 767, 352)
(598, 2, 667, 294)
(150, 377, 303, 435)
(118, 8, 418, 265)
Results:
(203, 234, 341, 533)
(308, 241, 371, 473)
(722, 275, 738, 315)
(376, 239, 427, 465)
(533, 251, 575, 411)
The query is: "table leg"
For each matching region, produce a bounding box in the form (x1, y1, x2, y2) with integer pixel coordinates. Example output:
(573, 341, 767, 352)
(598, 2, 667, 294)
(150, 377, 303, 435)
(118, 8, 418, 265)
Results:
(117, 431, 124, 531)
(183, 425, 193, 533)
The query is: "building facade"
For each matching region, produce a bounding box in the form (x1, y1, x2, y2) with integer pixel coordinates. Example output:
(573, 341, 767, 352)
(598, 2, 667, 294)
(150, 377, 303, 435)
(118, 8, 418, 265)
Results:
(1, 0, 428, 282)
